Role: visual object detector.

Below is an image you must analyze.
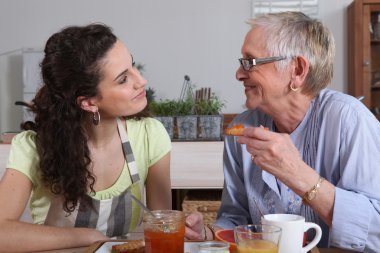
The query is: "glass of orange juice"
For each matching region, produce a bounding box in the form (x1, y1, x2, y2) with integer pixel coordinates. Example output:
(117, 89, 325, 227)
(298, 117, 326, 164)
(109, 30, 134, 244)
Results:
(143, 210, 185, 253)
(234, 224, 282, 253)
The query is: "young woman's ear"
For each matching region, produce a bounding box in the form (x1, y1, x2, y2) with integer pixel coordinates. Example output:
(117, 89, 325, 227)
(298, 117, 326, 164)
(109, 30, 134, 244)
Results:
(76, 96, 97, 113)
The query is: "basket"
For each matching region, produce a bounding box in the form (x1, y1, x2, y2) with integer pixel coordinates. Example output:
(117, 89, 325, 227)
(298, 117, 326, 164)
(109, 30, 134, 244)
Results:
(181, 190, 222, 225)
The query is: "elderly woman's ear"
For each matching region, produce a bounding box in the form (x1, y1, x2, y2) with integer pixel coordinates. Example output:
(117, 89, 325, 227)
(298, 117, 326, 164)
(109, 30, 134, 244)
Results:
(292, 56, 309, 88)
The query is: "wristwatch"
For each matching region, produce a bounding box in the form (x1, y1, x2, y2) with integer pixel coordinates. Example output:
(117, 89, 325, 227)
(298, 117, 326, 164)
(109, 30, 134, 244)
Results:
(302, 176, 325, 204)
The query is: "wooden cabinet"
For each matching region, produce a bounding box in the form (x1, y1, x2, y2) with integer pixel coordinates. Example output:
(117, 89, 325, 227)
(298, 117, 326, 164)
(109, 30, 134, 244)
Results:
(348, 0, 380, 119)
(170, 141, 224, 189)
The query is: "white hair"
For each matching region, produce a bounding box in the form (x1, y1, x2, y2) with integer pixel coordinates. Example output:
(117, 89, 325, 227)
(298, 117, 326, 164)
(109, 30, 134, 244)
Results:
(247, 11, 335, 95)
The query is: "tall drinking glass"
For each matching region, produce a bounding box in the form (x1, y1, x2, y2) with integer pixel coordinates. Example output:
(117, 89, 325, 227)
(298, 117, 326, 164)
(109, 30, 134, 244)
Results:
(143, 210, 185, 253)
(234, 224, 281, 253)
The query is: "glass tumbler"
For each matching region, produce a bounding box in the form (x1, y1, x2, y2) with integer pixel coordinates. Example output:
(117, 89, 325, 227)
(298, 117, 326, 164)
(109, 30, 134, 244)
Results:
(234, 224, 282, 253)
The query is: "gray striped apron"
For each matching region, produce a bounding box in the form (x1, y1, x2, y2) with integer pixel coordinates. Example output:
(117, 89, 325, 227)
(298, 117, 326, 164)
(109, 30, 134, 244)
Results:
(44, 118, 143, 237)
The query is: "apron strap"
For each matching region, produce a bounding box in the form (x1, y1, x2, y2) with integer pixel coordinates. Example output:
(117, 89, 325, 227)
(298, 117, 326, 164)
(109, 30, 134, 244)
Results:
(117, 118, 140, 184)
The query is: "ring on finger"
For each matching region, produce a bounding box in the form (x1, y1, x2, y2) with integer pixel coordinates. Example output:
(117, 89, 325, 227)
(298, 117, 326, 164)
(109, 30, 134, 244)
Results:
(251, 154, 255, 161)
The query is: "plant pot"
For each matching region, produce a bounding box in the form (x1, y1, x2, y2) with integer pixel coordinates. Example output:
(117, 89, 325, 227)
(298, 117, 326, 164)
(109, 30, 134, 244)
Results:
(155, 116, 174, 139)
(198, 115, 223, 140)
(176, 115, 197, 140)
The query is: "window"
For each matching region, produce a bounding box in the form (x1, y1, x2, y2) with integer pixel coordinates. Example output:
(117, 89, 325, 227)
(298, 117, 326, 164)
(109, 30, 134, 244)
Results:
(251, 0, 319, 18)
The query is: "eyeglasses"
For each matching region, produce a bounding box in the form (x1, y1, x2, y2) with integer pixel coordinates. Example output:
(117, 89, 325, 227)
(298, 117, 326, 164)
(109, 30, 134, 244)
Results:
(238, 56, 287, 71)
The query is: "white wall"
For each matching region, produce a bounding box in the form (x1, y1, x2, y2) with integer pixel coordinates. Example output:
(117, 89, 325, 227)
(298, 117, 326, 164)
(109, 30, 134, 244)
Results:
(0, 0, 354, 134)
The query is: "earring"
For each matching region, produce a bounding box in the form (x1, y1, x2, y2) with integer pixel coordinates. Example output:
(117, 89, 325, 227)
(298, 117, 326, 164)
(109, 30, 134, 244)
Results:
(92, 111, 100, 126)
(290, 83, 299, 92)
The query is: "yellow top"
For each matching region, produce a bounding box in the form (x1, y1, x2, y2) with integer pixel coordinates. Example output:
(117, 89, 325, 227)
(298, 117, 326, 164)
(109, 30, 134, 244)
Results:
(6, 117, 171, 225)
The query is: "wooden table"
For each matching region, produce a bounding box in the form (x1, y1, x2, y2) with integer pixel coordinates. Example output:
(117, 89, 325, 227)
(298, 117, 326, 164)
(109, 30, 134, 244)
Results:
(37, 244, 356, 253)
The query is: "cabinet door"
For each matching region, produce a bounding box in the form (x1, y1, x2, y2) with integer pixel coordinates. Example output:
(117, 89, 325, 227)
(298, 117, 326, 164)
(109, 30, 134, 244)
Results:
(369, 5, 380, 115)
(362, 5, 372, 108)
(23, 50, 43, 94)
(347, 1, 366, 105)
(348, 1, 380, 117)
(22, 50, 43, 122)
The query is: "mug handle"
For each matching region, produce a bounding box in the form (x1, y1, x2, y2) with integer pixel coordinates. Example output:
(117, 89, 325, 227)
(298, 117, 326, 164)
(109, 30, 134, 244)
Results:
(302, 222, 322, 253)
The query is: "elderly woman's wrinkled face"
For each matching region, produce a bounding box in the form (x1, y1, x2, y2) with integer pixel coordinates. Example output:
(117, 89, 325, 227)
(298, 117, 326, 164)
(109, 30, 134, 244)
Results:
(236, 28, 292, 112)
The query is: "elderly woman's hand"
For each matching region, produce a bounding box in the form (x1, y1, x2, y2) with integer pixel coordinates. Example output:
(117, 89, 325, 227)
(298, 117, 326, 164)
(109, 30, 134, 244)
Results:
(184, 211, 205, 240)
(237, 126, 303, 184)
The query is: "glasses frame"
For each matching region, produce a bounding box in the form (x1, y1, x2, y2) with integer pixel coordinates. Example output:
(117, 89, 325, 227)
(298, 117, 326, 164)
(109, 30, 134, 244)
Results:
(238, 56, 287, 71)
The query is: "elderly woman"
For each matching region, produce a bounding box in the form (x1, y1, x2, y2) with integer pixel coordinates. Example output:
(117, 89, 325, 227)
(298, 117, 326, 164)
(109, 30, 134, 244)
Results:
(185, 12, 380, 252)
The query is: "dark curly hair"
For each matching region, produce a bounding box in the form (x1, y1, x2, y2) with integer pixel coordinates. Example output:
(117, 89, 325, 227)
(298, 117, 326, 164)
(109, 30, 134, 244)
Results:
(27, 24, 119, 213)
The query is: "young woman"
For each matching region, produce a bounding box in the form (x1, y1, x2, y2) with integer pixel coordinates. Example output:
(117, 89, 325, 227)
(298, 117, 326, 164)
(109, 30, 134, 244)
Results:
(0, 24, 172, 252)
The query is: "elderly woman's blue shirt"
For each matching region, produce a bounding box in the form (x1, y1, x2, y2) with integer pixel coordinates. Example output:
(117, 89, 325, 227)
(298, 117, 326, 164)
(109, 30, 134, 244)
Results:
(216, 89, 380, 252)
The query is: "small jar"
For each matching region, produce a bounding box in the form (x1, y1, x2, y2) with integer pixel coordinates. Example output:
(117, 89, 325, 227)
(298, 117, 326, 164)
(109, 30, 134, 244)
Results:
(143, 210, 185, 253)
(198, 241, 230, 253)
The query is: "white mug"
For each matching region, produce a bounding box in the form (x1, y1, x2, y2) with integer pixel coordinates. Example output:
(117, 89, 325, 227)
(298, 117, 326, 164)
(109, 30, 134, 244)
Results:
(262, 214, 322, 253)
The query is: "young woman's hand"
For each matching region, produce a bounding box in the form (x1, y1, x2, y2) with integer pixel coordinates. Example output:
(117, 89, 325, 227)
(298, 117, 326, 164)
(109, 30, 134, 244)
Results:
(184, 211, 204, 240)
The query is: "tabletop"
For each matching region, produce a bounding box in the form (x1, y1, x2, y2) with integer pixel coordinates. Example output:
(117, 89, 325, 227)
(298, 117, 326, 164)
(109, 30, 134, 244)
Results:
(37, 244, 356, 253)
(17, 230, 356, 253)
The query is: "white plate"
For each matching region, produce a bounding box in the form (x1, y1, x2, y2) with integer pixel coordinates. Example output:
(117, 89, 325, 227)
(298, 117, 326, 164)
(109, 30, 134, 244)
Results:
(95, 242, 124, 253)
(95, 241, 203, 253)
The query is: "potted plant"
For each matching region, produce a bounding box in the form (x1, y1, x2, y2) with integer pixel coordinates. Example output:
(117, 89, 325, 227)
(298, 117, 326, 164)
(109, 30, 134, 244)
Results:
(149, 99, 178, 139)
(175, 97, 197, 140)
(194, 92, 225, 115)
(149, 77, 225, 141)
(150, 98, 199, 140)
(194, 91, 225, 140)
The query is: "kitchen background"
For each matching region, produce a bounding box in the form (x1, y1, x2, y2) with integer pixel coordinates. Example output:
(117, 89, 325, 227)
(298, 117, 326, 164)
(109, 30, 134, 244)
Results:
(0, 0, 352, 135)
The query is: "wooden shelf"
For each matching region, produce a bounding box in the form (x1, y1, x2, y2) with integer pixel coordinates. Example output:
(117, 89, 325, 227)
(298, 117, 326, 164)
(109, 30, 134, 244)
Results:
(348, 0, 380, 118)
